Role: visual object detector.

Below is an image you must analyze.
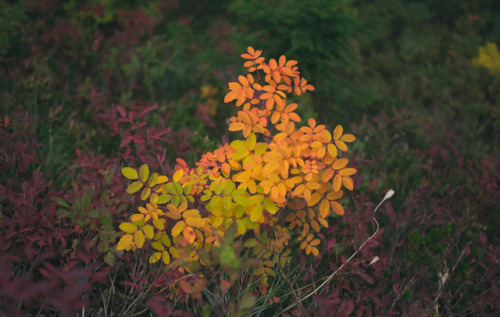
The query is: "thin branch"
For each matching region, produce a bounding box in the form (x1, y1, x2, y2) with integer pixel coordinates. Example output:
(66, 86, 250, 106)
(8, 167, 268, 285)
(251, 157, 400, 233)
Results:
(277, 189, 394, 315)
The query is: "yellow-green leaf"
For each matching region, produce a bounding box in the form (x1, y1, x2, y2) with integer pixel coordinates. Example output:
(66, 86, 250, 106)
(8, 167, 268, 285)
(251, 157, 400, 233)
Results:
(153, 218, 165, 230)
(127, 181, 143, 194)
(148, 173, 159, 187)
(162, 250, 171, 265)
(250, 204, 263, 222)
(233, 195, 249, 206)
(149, 252, 162, 263)
(122, 167, 138, 180)
(157, 194, 172, 204)
(139, 164, 149, 183)
(236, 219, 246, 235)
(141, 187, 151, 200)
(143, 225, 154, 239)
(151, 241, 165, 251)
(119, 222, 138, 234)
(263, 198, 277, 214)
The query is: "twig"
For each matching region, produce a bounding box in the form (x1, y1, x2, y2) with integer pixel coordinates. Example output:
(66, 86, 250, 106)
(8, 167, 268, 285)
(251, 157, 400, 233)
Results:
(277, 189, 395, 315)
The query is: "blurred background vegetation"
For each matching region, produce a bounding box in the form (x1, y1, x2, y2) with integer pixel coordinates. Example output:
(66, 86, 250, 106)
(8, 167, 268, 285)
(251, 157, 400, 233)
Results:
(0, 0, 498, 314)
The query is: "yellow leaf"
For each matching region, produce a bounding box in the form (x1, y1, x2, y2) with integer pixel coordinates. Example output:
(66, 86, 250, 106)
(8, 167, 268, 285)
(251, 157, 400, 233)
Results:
(311, 220, 320, 232)
(143, 225, 154, 239)
(117, 234, 133, 250)
(342, 176, 354, 191)
(122, 167, 138, 180)
(134, 230, 145, 248)
(318, 217, 329, 228)
(162, 251, 171, 265)
(157, 175, 169, 184)
(186, 217, 206, 228)
(327, 144, 338, 157)
(333, 125, 343, 140)
(340, 134, 356, 142)
(149, 252, 162, 264)
(307, 192, 322, 206)
(311, 247, 319, 256)
(335, 140, 348, 152)
(173, 169, 184, 182)
(153, 218, 165, 230)
(339, 168, 357, 176)
(333, 174, 342, 192)
(322, 168, 334, 183)
(119, 222, 138, 234)
(331, 201, 345, 215)
(127, 181, 143, 194)
(139, 164, 149, 182)
(326, 190, 343, 200)
(130, 213, 144, 223)
(166, 210, 182, 220)
(171, 221, 186, 237)
(319, 199, 330, 218)
(332, 158, 348, 170)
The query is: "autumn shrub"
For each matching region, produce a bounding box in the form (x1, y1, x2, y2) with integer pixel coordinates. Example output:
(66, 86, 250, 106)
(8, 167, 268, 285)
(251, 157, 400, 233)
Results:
(115, 46, 359, 308)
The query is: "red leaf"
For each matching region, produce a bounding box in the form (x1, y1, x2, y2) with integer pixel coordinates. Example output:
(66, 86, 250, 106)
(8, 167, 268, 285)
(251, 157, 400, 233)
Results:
(479, 232, 487, 245)
(91, 267, 109, 283)
(393, 284, 402, 296)
(358, 272, 374, 284)
(132, 122, 147, 130)
(117, 105, 127, 118)
(132, 134, 144, 144)
(120, 135, 133, 147)
(152, 129, 170, 139)
(139, 105, 159, 118)
(77, 250, 90, 263)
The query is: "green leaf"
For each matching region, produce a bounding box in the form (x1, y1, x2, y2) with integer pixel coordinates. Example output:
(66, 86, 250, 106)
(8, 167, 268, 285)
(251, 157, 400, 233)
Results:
(234, 205, 245, 218)
(104, 251, 115, 266)
(223, 182, 234, 195)
(122, 167, 138, 180)
(183, 184, 192, 195)
(51, 197, 70, 208)
(87, 209, 99, 219)
(239, 293, 256, 310)
(172, 182, 182, 195)
(157, 193, 172, 204)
